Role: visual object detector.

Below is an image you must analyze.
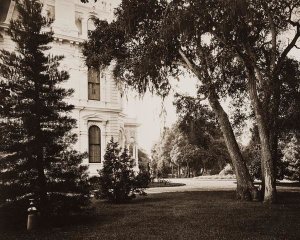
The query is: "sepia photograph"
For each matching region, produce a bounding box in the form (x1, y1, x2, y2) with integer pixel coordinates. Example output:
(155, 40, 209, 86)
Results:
(0, 0, 300, 239)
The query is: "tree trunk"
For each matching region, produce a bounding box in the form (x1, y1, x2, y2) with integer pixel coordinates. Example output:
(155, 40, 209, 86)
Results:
(208, 90, 258, 201)
(269, 79, 281, 187)
(259, 129, 276, 203)
(260, 162, 265, 198)
(248, 76, 277, 203)
(186, 161, 190, 178)
(178, 49, 258, 200)
(36, 149, 48, 215)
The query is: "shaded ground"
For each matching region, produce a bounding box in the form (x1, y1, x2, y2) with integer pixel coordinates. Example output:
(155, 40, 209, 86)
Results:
(1, 190, 300, 240)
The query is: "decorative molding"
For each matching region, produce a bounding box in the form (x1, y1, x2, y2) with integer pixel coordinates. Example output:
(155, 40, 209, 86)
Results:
(82, 113, 107, 121)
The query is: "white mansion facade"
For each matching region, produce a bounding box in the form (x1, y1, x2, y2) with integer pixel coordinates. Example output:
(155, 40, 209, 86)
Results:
(0, 0, 139, 175)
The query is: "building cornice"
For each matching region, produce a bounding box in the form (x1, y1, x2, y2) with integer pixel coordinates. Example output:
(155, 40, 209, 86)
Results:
(53, 34, 84, 45)
(0, 23, 85, 45)
(74, 105, 123, 113)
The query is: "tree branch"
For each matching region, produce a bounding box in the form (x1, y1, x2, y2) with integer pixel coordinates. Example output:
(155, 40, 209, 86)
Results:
(178, 49, 202, 78)
(274, 24, 300, 75)
(172, 61, 188, 68)
(198, 94, 208, 101)
(267, 10, 277, 73)
(178, 48, 213, 97)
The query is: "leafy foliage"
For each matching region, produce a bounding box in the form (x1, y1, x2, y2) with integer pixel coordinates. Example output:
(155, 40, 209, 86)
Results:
(0, 0, 90, 215)
(243, 126, 287, 181)
(282, 135, 300, 182)
(134, 171, 151, 189)
(138, 148, 150, 172)
(174, 94, 230, 175)
(151, 117, 230, 178)
(277, 59, 300, 136)
(174, 94, 222, 147)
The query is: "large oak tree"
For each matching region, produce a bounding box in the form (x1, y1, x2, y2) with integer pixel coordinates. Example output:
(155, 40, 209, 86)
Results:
(198, 0, 300, 203)
(82, 0, 257, 201)
(82, 0, 300, 203)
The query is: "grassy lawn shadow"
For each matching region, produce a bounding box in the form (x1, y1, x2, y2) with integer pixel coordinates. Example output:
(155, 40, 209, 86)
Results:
(1, 190, 300, 240)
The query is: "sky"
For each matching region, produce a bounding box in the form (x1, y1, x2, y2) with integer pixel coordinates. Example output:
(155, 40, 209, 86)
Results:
(123, 76, 199, 155)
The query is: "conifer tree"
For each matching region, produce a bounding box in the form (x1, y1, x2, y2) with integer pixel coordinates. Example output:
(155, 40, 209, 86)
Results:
(98, 139, 145, 203)
(0, 0, 90, 215)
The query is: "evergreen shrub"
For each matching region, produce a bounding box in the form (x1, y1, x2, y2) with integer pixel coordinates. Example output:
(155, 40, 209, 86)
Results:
(97, 139, 149, 203)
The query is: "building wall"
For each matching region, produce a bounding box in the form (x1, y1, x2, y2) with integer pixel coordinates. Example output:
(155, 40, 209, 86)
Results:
(0, 0, 138, 176)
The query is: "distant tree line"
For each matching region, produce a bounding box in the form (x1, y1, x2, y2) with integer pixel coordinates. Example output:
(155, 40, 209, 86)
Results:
(150, 99, 230, 178)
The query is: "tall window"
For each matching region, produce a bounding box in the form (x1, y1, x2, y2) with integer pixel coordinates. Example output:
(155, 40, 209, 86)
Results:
(88, 67, 100, 100)
(89, 126, 101, 163)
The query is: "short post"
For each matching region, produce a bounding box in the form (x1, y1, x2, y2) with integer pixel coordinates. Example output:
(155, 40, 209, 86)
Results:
(27, 198, 38, 231)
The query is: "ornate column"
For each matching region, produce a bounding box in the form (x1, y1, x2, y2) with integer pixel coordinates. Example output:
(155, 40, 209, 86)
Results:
(129, 137, 139, 172)
(135, 144, 139, 168)
(79, 119, 89, 165)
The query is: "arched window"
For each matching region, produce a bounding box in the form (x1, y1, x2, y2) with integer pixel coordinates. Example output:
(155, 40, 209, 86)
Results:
(88, 67, 100, 100)
(89, 126, 101, 163)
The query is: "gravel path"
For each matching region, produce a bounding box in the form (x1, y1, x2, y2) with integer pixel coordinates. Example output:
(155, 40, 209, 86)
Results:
(146, 178, 300, 194)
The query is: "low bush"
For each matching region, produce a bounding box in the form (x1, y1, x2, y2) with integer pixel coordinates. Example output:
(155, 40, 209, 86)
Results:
(134, 171, 151, 189)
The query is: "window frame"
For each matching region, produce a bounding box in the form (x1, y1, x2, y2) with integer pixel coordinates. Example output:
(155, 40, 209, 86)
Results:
(88, 67, 100, 101)
(88, 125, 101, 163)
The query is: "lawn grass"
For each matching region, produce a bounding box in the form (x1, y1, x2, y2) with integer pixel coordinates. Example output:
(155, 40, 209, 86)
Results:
(1, 191, 300, 240)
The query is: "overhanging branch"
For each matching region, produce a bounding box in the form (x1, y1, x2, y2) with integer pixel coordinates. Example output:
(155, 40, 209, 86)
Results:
(178, 49, 198, 74)
(275, 24, 300, 75)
